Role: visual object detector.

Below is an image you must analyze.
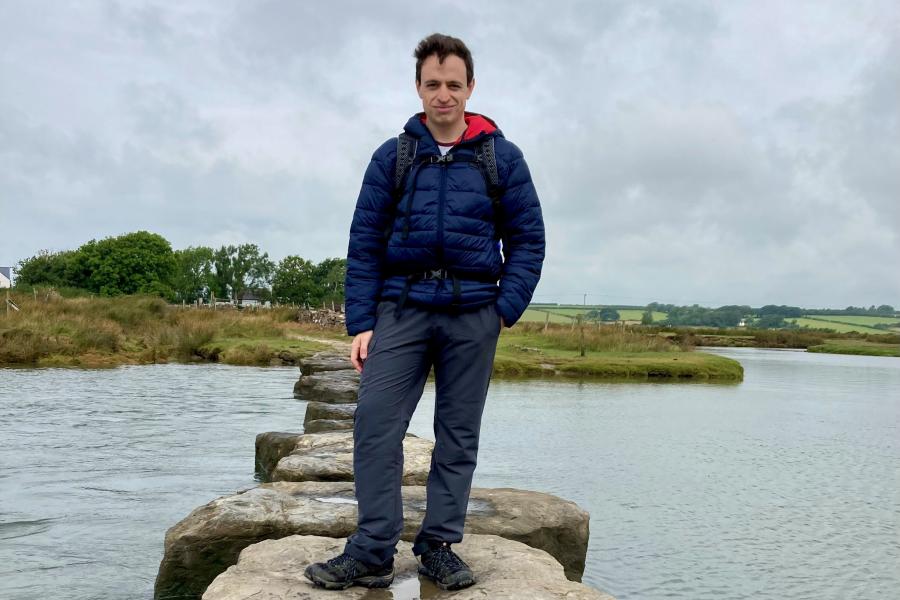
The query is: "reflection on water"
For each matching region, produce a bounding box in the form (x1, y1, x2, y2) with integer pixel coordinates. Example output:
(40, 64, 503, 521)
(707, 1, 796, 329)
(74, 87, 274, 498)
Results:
(348, 575, 443, 600)
(2, 350, 899, 600)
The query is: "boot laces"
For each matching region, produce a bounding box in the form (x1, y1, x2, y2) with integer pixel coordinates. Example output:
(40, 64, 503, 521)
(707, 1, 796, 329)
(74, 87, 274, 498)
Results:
(430, 544, 468, 576)
(325, 552, 359, 577)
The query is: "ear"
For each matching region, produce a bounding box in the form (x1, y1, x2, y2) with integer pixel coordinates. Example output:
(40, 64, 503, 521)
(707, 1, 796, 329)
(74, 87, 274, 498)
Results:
(466, 78, 475, 98)
(416, 79, 424, 99)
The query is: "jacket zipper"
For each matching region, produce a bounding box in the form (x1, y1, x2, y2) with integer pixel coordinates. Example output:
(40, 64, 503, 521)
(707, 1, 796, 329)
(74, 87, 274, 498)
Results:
(437, 162, 447, 265)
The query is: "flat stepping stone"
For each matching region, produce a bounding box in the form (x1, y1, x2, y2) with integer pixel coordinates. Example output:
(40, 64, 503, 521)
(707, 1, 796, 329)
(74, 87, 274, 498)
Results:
(254, 432, 303, 480)
(303, 419, 354, 433)
(154, 481, 592, 599)
(202, 534, 613, 600)
(303, 401, 356, 424)
(293, 370, 359, 404)
(297, 352, 354, 375)
(272, 431, 433, 484)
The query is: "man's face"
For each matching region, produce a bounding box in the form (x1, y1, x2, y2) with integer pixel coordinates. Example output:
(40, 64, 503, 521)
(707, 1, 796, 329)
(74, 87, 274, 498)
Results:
(416, 54, 474, 130)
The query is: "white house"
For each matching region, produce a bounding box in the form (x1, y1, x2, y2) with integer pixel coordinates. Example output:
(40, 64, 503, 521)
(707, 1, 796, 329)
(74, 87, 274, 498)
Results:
(238, 290, 261, 307)
(0, 267, 12, 289)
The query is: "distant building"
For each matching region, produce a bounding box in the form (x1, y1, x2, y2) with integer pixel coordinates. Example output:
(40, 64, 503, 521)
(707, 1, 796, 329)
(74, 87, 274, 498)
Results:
(0, 267, 12, 289)
(238, 291, 261, 307)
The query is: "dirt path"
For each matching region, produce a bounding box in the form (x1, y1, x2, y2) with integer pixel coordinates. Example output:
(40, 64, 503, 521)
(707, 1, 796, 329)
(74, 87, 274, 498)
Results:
(287, 333, 351, 352)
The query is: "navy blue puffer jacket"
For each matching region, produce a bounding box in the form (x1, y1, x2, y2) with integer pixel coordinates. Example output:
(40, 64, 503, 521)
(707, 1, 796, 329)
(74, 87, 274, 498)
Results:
(344, 112, 545, 336)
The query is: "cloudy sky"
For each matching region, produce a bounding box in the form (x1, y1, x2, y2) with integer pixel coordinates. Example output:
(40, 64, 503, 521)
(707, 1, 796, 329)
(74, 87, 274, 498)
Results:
(2, 0, 898, 308)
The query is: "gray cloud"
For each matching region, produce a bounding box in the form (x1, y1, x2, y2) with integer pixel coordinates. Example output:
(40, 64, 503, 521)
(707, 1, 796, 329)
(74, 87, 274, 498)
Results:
(2, 0, 898, 307)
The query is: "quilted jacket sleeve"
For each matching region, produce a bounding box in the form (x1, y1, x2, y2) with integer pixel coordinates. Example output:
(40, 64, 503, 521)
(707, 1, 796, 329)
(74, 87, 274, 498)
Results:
(496, 142, 546, 327)
(344, 140, 395, 336)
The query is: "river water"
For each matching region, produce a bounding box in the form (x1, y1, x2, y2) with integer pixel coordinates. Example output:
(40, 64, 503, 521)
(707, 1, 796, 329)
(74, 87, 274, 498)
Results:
(1, 349, 897, 599)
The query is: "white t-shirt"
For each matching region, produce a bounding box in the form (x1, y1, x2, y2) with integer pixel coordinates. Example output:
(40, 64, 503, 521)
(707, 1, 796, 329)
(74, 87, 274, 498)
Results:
(438, 144, 453, 156)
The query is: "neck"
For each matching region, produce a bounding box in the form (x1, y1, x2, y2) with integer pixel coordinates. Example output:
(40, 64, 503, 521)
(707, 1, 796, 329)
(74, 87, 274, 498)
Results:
(425, 118, 467, 145)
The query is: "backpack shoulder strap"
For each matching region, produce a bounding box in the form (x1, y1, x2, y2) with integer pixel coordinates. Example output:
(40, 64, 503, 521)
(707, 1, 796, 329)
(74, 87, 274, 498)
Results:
(477, 137, 504, 240)
(383, 133, 418, 242)
(478, 137, 500, 193)
(394, 133, 418, 197)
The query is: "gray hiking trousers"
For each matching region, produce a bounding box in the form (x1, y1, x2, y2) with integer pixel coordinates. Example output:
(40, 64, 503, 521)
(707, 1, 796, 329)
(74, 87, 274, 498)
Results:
(343, 298, 501, 567)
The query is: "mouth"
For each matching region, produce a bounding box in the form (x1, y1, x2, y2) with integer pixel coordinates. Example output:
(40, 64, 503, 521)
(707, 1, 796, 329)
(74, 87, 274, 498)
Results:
(435, 106, 455, 113)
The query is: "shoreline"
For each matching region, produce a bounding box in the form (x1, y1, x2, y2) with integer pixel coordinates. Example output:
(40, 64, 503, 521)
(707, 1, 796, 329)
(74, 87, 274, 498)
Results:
(1, 343, 744, 381)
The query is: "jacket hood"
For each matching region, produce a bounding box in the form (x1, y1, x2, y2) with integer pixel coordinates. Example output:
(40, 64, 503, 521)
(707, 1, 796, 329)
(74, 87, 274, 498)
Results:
(403, 112, 502, 149)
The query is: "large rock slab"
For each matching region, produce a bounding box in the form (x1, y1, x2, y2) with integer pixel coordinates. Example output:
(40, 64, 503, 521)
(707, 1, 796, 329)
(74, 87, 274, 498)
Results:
(293, 370, 359, 403)
(203, 534, 612, 600)
(272, 431, 433, 484)
(303, 419, 354, 433)
(303, 401, 356, 424)
(154, 481, 591, 599)
(297, 352, 354, 375)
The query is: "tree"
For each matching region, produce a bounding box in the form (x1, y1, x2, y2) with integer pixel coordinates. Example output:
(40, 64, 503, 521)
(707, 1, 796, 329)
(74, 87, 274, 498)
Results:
(211, 244, 274, 300)
(755, 314, 786, 329)
(272, 255, 319, 305)
(15, 250, 76, 288)
(641, 309, 653, 325)
(67, 231, 175, 297)
(599, 307, 620, 322)
(313, 258, 347, 304)
(172, 246, 214, 303)
(759, 304, 802, 318)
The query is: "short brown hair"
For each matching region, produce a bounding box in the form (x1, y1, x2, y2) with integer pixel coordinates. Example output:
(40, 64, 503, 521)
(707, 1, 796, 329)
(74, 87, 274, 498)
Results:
(414, 33, 474, 85)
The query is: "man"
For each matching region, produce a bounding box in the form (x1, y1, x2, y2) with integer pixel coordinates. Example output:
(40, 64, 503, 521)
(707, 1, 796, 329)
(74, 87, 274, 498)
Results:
(305, 33, 545, 591)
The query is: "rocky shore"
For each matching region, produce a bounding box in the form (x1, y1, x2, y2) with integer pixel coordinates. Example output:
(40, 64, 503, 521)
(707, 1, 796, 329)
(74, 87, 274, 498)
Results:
(154, 352, 615, 599)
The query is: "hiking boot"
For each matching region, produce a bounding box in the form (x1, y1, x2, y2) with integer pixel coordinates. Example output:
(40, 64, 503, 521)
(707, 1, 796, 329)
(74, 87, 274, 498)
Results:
(304, 552, 394, 590)
(417, 541, 476, 590)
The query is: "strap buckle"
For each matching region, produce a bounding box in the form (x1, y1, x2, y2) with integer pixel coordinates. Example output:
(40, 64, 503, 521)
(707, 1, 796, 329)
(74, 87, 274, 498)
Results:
(428, 154, 454, 164)
(423, 268, 448, 280)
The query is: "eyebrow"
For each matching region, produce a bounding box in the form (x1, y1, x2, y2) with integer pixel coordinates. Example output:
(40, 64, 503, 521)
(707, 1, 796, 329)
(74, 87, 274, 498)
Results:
(424, 78, 465, 86)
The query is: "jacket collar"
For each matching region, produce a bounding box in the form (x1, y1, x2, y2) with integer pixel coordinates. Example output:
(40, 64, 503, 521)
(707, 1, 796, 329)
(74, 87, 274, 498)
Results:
(403, 112, 502, 152)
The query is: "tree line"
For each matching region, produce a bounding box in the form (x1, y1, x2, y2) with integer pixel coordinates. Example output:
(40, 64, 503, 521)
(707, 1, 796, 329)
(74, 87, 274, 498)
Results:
(645, 302, 896, 329)
(14, 231, 346, 306)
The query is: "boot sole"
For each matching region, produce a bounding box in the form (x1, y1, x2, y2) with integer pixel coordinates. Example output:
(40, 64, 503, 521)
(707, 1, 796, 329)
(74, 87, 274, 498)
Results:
(418, 566, 476, 591)
(304, 569, 394, 590)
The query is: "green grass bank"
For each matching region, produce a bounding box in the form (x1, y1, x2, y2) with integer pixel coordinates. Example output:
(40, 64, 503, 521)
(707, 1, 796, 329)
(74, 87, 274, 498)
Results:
(492, 322, 743, 381)
(807, 339, 900, 357)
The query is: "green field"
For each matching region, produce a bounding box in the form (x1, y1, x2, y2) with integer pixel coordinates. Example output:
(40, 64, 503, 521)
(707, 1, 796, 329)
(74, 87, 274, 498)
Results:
(805, 315, 900, 326)
(523, 306, 667, 323)
(793, 316, 900, 333)
(519, 308, 576, 323)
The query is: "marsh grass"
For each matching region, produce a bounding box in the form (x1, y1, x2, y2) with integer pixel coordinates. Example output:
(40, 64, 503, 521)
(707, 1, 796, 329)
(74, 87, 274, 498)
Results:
(0, 293, 331, 366)
(503, 321, 681, 353)
(492, 322, 743, 380)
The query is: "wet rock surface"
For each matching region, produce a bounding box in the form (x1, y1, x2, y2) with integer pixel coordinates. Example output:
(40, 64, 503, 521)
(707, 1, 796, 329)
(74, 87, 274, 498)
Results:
(154, 481, 591, 599)
(202, 534, 613, 600)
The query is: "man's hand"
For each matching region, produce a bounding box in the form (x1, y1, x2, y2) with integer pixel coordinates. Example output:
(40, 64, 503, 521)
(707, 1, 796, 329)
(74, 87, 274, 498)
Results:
(350, 330, 374, 373)
(500, 316, 505, 333)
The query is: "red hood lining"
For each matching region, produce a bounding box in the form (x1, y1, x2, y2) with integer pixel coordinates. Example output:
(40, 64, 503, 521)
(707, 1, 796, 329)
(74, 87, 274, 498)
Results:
(419, 112, 497, 145)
